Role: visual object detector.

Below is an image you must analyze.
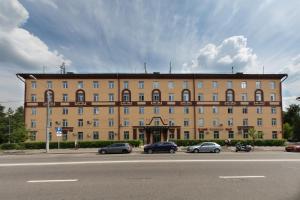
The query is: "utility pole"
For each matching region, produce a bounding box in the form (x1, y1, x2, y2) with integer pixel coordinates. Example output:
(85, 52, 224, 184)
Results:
(8, 114, 11, 144)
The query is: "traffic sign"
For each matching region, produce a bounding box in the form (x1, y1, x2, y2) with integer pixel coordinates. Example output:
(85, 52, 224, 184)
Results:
(55, 127, 62, 136)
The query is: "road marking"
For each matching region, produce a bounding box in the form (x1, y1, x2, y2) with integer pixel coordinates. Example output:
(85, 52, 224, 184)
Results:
(27, 179, 78, 183)
(1, 159, 300, 167)
(219, 176, 266, 179)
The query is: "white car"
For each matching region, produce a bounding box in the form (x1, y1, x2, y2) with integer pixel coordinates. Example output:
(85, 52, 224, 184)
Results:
(187, 142, 221, 153)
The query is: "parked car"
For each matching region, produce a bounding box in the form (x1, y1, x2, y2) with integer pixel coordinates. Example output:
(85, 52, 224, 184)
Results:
(285, 144, 300, 152)
(187, 142, 221, 153)
(144, 142, 178, 154)
(98, 143, 132, 154)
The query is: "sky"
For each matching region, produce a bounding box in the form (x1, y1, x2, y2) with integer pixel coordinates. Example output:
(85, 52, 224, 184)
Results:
(0, 0, 300, 110)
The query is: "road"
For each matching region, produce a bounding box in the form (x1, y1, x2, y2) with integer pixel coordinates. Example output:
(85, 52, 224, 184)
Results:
(0, 152, 300, 200)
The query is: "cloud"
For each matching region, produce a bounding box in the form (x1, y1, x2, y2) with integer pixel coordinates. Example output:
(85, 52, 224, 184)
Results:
(182, 36, 258, 73)
(0, 0, 71, 71)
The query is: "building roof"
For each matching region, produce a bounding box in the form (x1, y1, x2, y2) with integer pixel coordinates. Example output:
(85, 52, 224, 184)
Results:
(16, 73, 288, 80)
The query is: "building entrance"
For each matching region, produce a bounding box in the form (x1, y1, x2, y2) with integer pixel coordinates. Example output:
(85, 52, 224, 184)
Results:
(152, 130, 161, 143)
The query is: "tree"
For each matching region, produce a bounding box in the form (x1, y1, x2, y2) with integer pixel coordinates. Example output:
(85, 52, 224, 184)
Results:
(283, 123, 293, 139)
(248, 128, 264, 148)
(0, 104, 7, 143)
(283, 104, 300, 140)
(10, 107, 28, 143)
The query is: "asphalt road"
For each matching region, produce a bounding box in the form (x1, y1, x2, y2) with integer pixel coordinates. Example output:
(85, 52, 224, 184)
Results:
(0, 152, 300, 200)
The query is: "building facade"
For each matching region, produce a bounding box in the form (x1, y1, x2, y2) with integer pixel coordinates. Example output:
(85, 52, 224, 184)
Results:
(17, 73, 287, 144)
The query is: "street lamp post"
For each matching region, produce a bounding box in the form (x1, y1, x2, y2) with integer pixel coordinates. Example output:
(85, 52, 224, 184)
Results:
(29, 75, 50, 153)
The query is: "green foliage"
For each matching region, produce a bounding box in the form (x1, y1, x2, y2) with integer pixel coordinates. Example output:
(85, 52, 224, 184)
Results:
(283, 123, 293, 139)
(283, 104, 300, 140)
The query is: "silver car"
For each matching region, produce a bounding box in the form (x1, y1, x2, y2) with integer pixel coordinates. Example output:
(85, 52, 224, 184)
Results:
(187, 142, 221, 153)
(98, 143, 132, 154)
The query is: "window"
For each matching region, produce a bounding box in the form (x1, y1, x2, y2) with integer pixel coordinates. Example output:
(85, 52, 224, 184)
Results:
(243, 130, 249, 139)
(78, 107, 83, 115)
(139, 93, 144, 101)
(243, 119, 248, 126)
(169, 107, 175, 114)
(227, 81, 233, 89)
(228, 106, 233, 114)
(47, 81, 52, 89)
(270, 81, 276, 89)
(78, 132, 83, 140)
(197, 81, 203, 88)
(93, 107, 100, 115)
(214, 131, 219, 139)
(31, 81, 37, 89)
(183, 81, 188, 89)
(76, 90, 85, 102)
(123, 120, 130, 127)
(271, 107, 276, 114)
(184, 131, 190, 139)
(168, 81, 174, 89)
(49, 132, 52, 141)
(108, 119, 114, 127)
(124, 131, 130, 140)
(78, 119, 83, 127)
(109, 93, 114, 102)
(62, 94, 68, 102)
(255, 90, 263, 101)
(93, 93, 99, 102)
(152, 90, 161, 102)
(62, 132, 68, 141)
(78, 81, 83, 89)
(29, 131, 37, 141)
(199, 131, 204, 139)
(241, 81, 247, 89)
(198, 118, 204, 127)
(241, 93, 248, 101)
(93, 131, 99, 140)
(122, 90, 131, 102)
(139, 132, 145, 142)
(93, 119, 100, 127)
(228, 131, 234, 139)
(124, 107, 129, 114)
(154, 107, 160, 114)
(169, 120, 175, 126)
(182, 90, 190, 101)
(139, 120, 144, 126)
(169, 93, 174, 101)
(256, 106, 263, 114)
(198, 93, 204, 101)
(62, 119, 68, 127)
(257, 118, 263, 126)
(31, 94, 37, 102)
(93, 81, 99, 88)
(272, 131, 278, 139)
(153, 81, 159, 89)
(256, 81, 261, 89)
(123, 81, 129, 89)
(45, 90, 54, 103)
(270, 93, 276, 101)
(108, 81, 114, 89)
(108, 106, 114, 114)
(258, 131, 263, 139)
(108, 131, 114, 140)
(184, 107, 189, 114)
(198, 106, 204, 114)
(271, 118, 277, 126)
(31, 107, 37, 115)
(62, 81, 68, 88)
(138, 81, 144, 89)
(228, 118, 233, 126)
(226, 90, 234, 102)
(139, 107, 144, 114)
(212, 106, 218, 114)
(184, 119, 189, 127)
(242, 107, 248, 114)
(212, 119, 219, 127)
(31, 120, 36, 128)
(212, 81, 218, 88)
(212, 93, 218, 101)
(62, 107, 68, 115)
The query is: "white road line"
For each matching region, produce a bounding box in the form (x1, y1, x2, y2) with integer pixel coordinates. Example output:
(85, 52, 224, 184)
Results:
(219, 176, 266, 179)
(27, 179, 78, 183)
(1, 159, 300, 167)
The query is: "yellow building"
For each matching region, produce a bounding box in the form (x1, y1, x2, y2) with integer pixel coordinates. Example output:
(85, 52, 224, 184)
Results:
(17, 73, 287, 144)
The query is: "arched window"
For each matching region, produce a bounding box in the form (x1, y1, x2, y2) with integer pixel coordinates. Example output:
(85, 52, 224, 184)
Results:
(182, 89, 191, 102)
(121, 89, 131, 102)
(255, 89, 264, 102)
(225, 89, 235, 102)
(44, 90, 54, 103)
(76, 89, 85, 102)
(152, 89, 161, 102)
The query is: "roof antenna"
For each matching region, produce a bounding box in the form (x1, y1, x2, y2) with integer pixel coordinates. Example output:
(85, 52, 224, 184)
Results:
(144, 62, 147, 74)
(60, 62, 66, 74)
(263, 65, 264, 74)
(169, 61, 172, 74)
(231, 66, 234, 74)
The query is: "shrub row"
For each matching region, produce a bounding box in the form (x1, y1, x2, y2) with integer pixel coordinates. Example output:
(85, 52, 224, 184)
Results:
(0, 140, 142, 150)
(170, 139, 286, 147)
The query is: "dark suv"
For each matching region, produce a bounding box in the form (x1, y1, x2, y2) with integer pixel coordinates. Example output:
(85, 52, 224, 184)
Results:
(144, 142, 178, 154)
(98, 143, 132, 154)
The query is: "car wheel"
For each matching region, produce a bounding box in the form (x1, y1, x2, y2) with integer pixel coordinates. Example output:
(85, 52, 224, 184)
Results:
(100, 150, 107, 154)
(193, 149, 199, 153)
(122, 149, 129, 154)
(170, 149, 175, 154)
(214, 148, 220, 153)
(148, 149, 153, 154)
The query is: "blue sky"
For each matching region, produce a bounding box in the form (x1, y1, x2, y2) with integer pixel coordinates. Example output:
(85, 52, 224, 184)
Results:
(0, 0, 300, 109)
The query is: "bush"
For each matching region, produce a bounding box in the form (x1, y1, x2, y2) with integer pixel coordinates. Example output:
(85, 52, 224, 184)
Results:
(0, 143, 19, 150)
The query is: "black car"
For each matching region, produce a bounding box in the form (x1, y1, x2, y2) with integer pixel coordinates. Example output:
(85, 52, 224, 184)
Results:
(144, 142, 178, 154)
